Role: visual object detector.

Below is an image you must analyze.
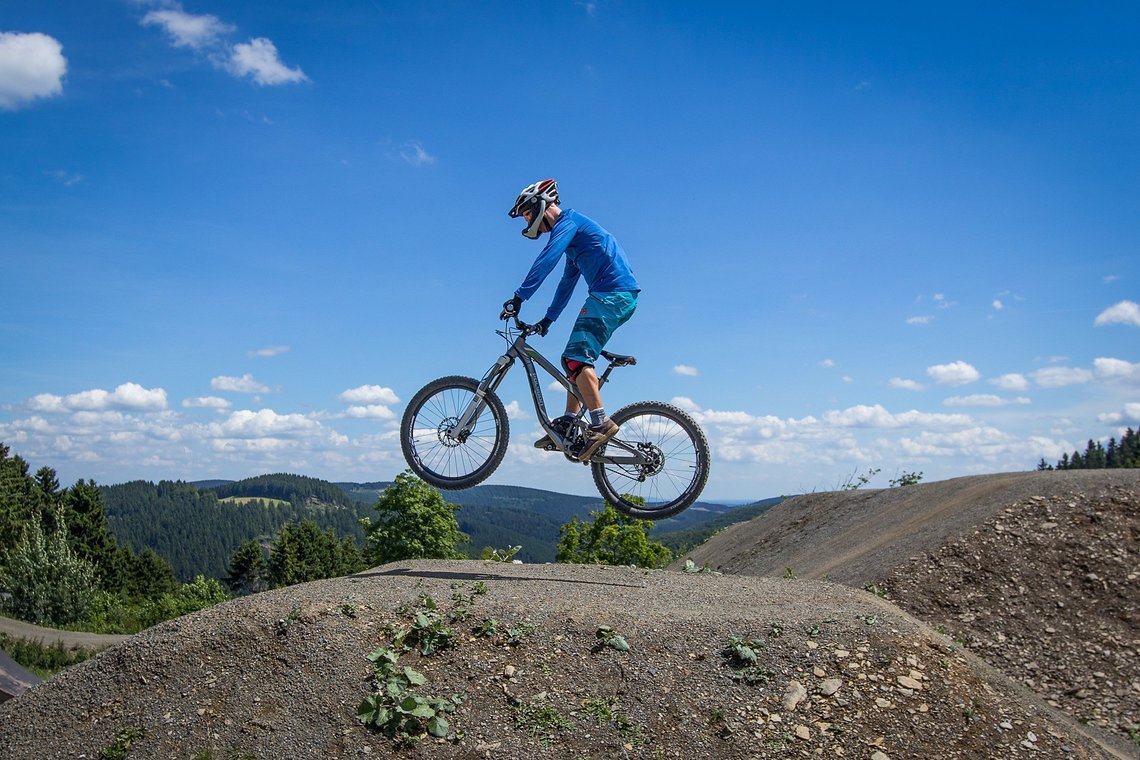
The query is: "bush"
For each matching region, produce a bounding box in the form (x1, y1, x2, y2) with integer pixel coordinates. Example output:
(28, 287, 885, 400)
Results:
(138, 575, 229, 628)
(0, 510, 99, 627)
(0, 632, 99, 678)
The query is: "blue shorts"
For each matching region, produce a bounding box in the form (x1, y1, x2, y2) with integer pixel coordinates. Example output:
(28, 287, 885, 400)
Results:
(561, 291, 638, 375)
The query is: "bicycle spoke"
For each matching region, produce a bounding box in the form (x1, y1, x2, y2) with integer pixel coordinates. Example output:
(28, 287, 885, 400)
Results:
(592, 402, 709, 518)
(403, 380, 506, 485)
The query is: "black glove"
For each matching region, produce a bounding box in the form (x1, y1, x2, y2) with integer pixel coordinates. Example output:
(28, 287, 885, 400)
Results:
(500, 295, 522, 320)
(535, 317, 553, 337)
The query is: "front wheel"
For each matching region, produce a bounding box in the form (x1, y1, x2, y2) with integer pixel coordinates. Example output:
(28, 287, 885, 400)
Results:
(591, 401, 710, 520)
(400, 376, 509, 490)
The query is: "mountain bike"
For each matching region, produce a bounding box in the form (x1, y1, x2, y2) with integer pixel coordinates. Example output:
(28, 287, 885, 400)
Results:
(400, 313, 710, 519)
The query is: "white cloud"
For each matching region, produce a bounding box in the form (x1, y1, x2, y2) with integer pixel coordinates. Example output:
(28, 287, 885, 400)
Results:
(141, 8, 234, 49)
(1094, 357, 1140, 384)
(344, 405, 396, 420)
(943, 394, 1031, 407)
(249, 345, 290, 358)
(907, 316, 933, 326)
(139, 5, 308, 87)
(1094, 300, 1140, 327)
(503, 400, 528, 420)
(229, 38, 309, 85)
(933, 293, 956, 310)
(182, 396, 232, 409)
(1097, 402, 1140, 425)
(673, 364, 700, 377)
(0, 32, 67, 109)
(46, 169, 83, 186)
(822, 404, 972, 429)
(211, 374, 270, 393)
(819, 359, 835, 368)
(992, 299, 1004, 311)
(1031, 366, 1093, 388)
(338, 385, 399, 420)
(990, 373, 1029, 391)
(27, 383, 168, 413)
(898, 426, 1016, 458)
(398, 141, 437, 167)
(206, 408, 322, 438)
(338, 385, 399, 405)
(890, 378, 924, 391)
(193, 408, 349, 456)
(1103, 274, 1119, 284)
(926, 361, 980, 386)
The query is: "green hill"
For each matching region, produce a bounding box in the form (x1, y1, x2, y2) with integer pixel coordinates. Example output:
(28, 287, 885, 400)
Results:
(101, 477, 373, 582)
(104, 475, 783, 579)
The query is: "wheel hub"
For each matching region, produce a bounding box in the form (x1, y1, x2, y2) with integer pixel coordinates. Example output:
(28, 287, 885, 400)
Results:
(638, 442, 665, 478)
(437, 417, 463, 447)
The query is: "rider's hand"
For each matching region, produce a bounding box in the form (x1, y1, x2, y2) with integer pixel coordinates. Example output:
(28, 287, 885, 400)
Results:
(500, 295, 522, 320)
(535, 317, 552, 337)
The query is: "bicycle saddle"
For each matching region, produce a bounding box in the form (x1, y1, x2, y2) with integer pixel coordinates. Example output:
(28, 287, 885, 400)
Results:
(601, 351, 637, 366)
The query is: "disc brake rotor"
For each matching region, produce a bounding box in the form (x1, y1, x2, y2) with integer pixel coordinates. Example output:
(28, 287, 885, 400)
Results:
(437, 417, 462, 447)
(638, 442, 666, 477)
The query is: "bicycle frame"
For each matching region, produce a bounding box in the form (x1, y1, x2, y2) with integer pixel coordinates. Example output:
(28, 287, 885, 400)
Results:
(449, 320, 649, 467)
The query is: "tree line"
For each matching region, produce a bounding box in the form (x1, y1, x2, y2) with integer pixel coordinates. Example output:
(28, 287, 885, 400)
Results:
(0, 443, 227, 632)
(2, 441, 675, 638)
(1037, 428, 1139, 471)
(101, 479, 372, 581)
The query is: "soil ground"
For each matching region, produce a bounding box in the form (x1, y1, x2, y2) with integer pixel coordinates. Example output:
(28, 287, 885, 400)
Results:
(675, 469, 1140, 751)
(0, 469, 1136, 759)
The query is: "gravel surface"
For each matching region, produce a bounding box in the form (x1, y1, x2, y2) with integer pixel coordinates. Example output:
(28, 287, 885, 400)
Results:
(672, 469, 1139, 754)
(0, 559, 1126, 759)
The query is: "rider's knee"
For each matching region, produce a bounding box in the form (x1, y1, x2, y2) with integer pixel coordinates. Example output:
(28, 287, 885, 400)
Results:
(562, 358, 588, 382)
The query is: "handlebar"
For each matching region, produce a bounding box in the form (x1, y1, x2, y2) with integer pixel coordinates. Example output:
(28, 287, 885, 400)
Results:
(504, 313, 543, 336)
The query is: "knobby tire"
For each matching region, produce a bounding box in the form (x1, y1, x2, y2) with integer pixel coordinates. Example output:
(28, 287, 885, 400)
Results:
(591, 401, 710, 519)
(400, 376, 509, 490)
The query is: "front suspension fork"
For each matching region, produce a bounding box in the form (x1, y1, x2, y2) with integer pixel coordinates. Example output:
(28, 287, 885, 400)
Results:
(450, 355, 512, 440)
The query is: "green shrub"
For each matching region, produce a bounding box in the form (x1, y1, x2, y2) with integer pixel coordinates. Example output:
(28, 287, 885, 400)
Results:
(0, 511, 98, 627)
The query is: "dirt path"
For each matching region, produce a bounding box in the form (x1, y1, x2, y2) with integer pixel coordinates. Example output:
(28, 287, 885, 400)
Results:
(0, 615, 131, 650)
(1, 560, 1127, 759)
(671, 470, 1133, 584)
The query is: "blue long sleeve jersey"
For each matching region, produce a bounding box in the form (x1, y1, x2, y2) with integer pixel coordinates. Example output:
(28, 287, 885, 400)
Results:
(514, 208, 640, 323)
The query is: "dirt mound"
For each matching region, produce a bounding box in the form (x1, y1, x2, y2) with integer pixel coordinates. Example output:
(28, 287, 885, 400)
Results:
(0, 561, 1124, 759)
(672, 469, 1140, 748)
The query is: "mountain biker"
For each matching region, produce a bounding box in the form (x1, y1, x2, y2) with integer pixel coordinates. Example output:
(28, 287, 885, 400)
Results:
(501, 178, 640, 461)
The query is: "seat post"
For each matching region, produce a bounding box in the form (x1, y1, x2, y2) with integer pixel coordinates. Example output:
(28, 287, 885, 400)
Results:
(598, 363, 615, 387)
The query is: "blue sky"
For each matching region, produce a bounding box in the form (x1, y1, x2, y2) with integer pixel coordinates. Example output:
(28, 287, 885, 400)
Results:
(1, 1, 1137, 500)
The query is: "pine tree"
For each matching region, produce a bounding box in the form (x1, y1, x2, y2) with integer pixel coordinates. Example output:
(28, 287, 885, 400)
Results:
(266, 521, 362, 587)
(122, 547, 179, 599)
(63, 480, 119, 586)
(226, 540, 268, 595)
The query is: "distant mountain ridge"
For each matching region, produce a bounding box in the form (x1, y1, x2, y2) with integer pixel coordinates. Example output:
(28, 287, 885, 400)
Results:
(103, 474, 781, 580)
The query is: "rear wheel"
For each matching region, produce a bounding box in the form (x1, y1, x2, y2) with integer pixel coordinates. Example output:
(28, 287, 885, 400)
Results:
(591, 401, 710, 519)
(400, 376, 509, 490)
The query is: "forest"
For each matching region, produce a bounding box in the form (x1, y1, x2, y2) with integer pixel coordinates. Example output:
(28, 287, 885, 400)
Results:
(1, 441, 683, 639)
(0, 443, 227, 634)
(101, 478, 373, 581)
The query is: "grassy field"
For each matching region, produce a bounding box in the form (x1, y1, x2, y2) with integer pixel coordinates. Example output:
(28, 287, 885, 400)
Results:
(219, 496, 291, 508)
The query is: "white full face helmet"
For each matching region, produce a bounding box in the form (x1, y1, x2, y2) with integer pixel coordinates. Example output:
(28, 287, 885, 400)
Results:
(508, 178, 559, 239)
